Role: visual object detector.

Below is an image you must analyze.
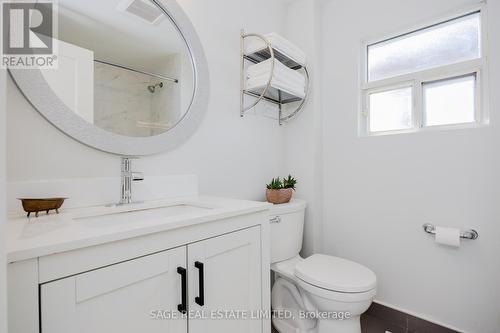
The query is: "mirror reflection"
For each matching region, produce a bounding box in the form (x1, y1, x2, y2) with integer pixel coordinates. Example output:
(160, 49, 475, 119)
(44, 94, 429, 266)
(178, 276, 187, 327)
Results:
(40, 0, 195, 137)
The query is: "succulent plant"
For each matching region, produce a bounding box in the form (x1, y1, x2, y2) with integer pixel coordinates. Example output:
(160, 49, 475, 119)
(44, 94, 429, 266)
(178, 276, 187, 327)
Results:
(283, 175, 297, 190)
(266, 177, 283, 190)
(266, 175, 297, 190)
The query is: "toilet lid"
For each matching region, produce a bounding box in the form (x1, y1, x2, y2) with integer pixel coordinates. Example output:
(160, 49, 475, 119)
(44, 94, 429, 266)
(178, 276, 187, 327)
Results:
(294, 254, 376, 293)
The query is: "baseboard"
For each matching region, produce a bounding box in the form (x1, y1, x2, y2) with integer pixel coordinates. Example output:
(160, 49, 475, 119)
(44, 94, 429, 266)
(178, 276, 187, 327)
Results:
(363, 301, 463, 333)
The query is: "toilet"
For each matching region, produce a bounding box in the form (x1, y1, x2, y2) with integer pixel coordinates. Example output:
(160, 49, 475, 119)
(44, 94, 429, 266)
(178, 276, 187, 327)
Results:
(269, 199, 376, 333)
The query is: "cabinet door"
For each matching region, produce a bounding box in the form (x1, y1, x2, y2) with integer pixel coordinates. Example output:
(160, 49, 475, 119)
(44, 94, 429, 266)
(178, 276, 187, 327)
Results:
(188, 226, 262, 333)
(40, 246, 187, 333)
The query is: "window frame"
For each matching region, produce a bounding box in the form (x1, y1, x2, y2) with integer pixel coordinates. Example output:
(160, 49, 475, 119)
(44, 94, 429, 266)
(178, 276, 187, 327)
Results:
(359, 4, 489, 136)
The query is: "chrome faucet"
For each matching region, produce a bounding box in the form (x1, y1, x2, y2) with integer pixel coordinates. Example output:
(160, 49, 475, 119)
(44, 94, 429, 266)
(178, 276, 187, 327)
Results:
(119, 157, 144, 205)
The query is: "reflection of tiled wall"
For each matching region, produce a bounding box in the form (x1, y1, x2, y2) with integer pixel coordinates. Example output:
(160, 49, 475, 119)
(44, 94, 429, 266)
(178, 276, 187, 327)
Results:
(93, 56, 181, 137)
(151, 55, 181, 133)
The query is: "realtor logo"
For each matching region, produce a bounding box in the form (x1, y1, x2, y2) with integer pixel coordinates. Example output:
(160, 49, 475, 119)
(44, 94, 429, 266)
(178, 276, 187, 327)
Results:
(1, 1, 58, 69)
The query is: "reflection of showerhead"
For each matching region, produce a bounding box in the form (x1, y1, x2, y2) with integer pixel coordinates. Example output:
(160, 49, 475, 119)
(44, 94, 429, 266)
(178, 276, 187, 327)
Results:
(147, 82, 163, 93)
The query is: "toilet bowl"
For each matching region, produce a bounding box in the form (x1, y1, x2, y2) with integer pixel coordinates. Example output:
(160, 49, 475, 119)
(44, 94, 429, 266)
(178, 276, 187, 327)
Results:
(269, 200, 376, 333)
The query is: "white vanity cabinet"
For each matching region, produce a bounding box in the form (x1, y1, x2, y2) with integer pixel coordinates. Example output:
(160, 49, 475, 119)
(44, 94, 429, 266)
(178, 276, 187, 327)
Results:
(188, 226, 262, 333)
(7, 200, 271, 333)
(39, 227, 262, 333)
(41, 246, 188, 333)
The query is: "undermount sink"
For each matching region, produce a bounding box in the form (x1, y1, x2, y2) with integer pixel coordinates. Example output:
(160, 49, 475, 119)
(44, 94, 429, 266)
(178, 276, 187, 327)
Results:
(73, 203, 213, 227)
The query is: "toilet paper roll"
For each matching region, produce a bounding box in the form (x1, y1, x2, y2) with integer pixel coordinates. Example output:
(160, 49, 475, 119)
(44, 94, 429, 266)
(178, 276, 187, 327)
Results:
(435, 226, 461, 247)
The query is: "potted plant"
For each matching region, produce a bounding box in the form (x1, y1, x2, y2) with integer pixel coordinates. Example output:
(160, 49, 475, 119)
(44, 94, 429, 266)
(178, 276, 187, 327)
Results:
(266, 175, 297, 204)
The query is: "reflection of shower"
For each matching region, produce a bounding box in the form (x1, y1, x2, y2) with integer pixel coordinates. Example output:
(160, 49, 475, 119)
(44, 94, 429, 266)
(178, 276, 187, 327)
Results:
(147, 82, 163, 93)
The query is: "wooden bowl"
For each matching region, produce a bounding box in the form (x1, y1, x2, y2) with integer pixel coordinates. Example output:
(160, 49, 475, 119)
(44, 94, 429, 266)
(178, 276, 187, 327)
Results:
(18, 198, 67, 218)
(266, 188, 293, 204)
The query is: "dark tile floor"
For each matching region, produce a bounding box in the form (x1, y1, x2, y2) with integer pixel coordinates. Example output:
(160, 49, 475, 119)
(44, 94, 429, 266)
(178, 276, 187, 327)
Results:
(274, 316, 452, 333)
(273, 309, 459, 333)
(362, 303, 461, 333)
(273, 316, 407, 333)
(361, 313, 408, 333)
(361, 313, 463, 333)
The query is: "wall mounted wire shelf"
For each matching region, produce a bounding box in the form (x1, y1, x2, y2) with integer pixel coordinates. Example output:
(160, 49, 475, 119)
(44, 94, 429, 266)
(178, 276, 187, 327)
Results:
(240, 30, 310, 125)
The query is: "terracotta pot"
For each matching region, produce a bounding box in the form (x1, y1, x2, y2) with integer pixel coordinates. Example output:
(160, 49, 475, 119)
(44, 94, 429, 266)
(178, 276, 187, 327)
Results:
(266, 188, 293, 204)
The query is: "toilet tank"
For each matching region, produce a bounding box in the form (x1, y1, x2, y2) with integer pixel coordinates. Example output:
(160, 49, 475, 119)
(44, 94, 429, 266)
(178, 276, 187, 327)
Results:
(269, 199, 307, 263)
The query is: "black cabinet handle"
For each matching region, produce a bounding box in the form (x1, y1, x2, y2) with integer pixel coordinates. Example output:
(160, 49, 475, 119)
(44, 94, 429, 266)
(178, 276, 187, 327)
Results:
(194, 261, 204, 306)
(177, 267, 187, 313)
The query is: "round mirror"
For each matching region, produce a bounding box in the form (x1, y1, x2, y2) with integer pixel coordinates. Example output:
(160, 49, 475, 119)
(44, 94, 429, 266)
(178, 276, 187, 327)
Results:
(9, 0, 209, 155)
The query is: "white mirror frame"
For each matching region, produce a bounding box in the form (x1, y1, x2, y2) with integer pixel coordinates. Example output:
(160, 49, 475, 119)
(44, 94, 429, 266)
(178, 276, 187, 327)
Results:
(9, 0, 209, 156)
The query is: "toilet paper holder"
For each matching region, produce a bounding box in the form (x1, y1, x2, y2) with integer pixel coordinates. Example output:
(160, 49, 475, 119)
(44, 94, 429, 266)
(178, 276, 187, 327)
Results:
(422, 223, 479, 240)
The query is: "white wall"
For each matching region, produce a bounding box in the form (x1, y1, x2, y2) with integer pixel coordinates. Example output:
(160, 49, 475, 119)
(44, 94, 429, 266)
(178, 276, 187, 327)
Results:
(284, 0, 324, 256)
(320, 0, 500, 332)
(1, 68, 7, 333)
(6, 0, 289, 201)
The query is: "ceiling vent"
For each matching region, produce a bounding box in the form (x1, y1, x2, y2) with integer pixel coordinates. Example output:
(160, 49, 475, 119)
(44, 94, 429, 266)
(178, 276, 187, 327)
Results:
(117, 0, 164, 25)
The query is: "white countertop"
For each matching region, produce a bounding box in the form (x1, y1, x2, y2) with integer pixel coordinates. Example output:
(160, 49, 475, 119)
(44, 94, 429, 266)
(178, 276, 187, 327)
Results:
(6, 196, 271, 263)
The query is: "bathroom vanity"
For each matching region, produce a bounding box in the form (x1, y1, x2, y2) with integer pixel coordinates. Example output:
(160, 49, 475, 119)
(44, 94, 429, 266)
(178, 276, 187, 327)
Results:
(5, 0, 274, 331)
(6, 197, 271, 333)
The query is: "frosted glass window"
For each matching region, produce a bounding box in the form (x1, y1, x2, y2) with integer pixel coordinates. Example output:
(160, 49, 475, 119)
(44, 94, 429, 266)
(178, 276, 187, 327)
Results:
(369, 87, 412, 132)
(368, 12, 480, 81)
(423, 75, 476, 126)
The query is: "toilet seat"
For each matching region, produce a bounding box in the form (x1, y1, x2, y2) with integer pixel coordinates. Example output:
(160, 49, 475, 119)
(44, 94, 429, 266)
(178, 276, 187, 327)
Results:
(272, 254, 376, 333)
(294, 254, 377, 293)
(294, 275, 377, 303)
(272, 254, 377, 302)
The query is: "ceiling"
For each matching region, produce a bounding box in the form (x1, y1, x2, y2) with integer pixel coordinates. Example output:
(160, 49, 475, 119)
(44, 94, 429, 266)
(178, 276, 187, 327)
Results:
(58, 0, 190, 73)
